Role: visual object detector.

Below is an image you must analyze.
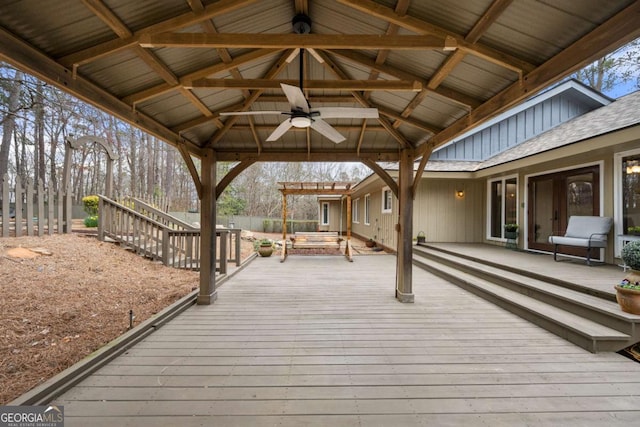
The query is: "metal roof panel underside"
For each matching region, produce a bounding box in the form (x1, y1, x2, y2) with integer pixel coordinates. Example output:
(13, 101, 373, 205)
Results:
(0, 0, 637, 162)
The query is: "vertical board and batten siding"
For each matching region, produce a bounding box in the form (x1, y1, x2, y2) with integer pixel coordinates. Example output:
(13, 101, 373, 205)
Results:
(432, 93, 596, 161)
(350, 182, 396, 248)
(414, 178, 485, 243)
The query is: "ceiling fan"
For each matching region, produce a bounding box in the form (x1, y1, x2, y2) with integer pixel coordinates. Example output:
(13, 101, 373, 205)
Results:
(219, 14, 379, 144)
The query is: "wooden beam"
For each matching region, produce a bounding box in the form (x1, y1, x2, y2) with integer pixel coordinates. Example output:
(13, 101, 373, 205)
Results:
(214, 150, 401, 162)
(377, 106, 441, 134)
(207, 49, 295, 147)
(361, 159, 398, 199)
(335, 0, 534, 74)
(60, 0, 259, 67)
(122, 48, 280, 105)
(187, 78, 422, 92)
(0, 26, 204, 158)
(328, 50, 480, 108)
(177, 145, 202, 199)
(418, 0, 640, 155)
(247, 116, 262, 154)
(465, 0, 514, 44)
(412, 143, 434, 199)
(80, 0, 132, 38)
(316, 50, 412, 148)
(140, 33, 456, 51)
(215, 159, 255, 199)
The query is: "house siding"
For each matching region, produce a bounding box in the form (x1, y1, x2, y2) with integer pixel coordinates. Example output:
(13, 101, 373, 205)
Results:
(431, 93, 598, 162)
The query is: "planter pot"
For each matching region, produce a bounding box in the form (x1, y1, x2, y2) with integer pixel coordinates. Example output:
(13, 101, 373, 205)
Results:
(615, 270, 640, 314)
(365, 240, 376, 248)
(504, 231, 518, 239)
(258, 245, 273, 257)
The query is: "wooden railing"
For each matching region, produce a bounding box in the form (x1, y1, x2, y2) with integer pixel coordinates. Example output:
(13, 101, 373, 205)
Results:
(98, 195, 241, 272)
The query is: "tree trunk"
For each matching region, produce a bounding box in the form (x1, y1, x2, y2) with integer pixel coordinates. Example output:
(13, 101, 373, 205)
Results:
(0, 70, 23, 179)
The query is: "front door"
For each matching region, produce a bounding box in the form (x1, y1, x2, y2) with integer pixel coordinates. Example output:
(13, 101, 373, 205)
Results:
(528, 166, 600, 258)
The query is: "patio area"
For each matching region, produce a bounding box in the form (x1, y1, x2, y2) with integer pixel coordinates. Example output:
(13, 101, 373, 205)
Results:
(50, 250, 640, 426)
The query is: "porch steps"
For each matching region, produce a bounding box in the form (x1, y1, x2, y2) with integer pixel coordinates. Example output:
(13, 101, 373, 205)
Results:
(413, 244, 640, 353)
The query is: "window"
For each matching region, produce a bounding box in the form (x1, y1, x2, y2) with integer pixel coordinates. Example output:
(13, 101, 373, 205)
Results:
(321, 202, 329, 225)
(352, 198, 359, 223)
(382, 188, 392, 213)
(622, 154, 640, 233)
(488, 177, 517, 239)
(364, 194, 371, 225)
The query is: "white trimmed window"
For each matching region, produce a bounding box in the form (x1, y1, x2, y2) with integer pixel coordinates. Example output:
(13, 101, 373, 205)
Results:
(352, 198, 359, 223)
(364, 194, 371, 225)
(487, 176, 518, 239)
(321, 202, 329, 225)
(382, 188, 393, 213)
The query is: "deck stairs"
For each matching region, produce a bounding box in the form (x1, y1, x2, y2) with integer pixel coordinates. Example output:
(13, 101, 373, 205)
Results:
(413, 244, 640, 353)
(97, 196, 239, 272)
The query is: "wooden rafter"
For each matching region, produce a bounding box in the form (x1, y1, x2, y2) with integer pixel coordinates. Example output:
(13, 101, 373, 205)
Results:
(61, 0, 258, 67)
(394, 0, 513, 128)
(328, 50, 480, 108)
(122, 48, 279, 106)
(417, 0, 640, 156)
(335, 0, 534, 74)
(316, 51, 412, 149)
(207, 49, 295, 147)
(0, 26, 204, 157)
(363, 0, 411, 101)
(140, 33, 457, 51)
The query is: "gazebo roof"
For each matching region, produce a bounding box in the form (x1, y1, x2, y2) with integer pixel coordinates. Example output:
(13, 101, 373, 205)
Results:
(0, 0, 638, 167)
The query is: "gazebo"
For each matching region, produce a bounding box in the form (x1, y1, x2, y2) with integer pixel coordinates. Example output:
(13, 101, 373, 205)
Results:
(0, 0, 638, 304)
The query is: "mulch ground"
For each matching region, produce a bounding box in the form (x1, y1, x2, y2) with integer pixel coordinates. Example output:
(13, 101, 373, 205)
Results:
(0, 232, 257, 404)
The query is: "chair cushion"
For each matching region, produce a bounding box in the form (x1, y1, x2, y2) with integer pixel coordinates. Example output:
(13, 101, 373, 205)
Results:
(563, 216, 613, 240)
(548, 236, 608, 248)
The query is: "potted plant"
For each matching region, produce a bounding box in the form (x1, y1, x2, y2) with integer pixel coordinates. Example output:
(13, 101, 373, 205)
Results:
(616, 240, 640, 314)
(627, 226, 640, 236)
(504, 223, 519, 239)
(255, 238, 274, 257)
(365, 238, 376, 248)
(416, 231, 426, 244)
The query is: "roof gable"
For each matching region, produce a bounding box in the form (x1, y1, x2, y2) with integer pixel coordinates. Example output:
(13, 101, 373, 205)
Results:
(431, 80, 611, 161)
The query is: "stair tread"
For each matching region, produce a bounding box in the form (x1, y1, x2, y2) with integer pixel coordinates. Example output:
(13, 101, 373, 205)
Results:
(414, 246, 640, 322)
(413, 257, 630, 340)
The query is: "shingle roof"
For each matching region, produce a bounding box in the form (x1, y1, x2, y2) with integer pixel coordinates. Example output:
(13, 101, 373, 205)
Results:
(419, 90, 640, 172)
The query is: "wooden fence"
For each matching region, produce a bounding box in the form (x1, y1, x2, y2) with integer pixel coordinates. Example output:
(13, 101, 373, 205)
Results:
(1, 174, 72, 237)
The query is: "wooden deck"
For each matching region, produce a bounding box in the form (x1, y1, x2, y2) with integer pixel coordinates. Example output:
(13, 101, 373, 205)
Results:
(53, 253, 640, 426)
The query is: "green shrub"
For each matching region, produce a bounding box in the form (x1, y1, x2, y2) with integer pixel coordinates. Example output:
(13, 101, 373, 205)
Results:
(82, 195, 99, 216)
(84, 215, 98, 228)
(622, 240, 640, 272)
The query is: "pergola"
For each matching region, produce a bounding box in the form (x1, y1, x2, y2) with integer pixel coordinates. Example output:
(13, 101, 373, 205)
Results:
(278, 181, 354, 261)
(0, 0, 638, 304)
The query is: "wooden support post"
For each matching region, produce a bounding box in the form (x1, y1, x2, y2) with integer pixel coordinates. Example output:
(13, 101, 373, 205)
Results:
(396, 149, 415, 303)
(198, 149, 218, 305)
(281, 192, 287, 262)
(345, 193, 353, 261)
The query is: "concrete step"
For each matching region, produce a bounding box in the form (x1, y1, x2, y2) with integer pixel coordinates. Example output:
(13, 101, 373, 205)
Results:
(413, 245, 640, 353)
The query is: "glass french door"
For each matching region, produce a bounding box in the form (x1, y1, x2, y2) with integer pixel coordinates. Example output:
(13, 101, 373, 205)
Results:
(528, 166, 600, 258)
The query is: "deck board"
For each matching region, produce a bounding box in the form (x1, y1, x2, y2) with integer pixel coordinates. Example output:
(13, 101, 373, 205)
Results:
(52, 254, 640, 426)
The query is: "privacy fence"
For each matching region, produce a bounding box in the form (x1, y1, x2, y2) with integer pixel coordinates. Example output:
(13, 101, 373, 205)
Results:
(0, 174, 72, 237)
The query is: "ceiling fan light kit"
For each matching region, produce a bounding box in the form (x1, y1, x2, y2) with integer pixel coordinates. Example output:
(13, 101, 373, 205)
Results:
(219, 13, 379, 144)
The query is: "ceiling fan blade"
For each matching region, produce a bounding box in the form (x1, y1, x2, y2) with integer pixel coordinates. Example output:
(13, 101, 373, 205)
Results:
(266, 120, 293, 141)
(280, 83, 309, 113)
(219, 111, 283, 116)
(315, 107, 379, 119)
(310, 119, 346, 144)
